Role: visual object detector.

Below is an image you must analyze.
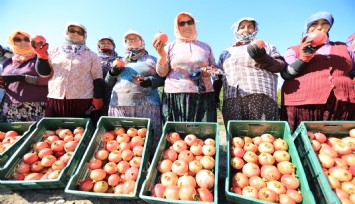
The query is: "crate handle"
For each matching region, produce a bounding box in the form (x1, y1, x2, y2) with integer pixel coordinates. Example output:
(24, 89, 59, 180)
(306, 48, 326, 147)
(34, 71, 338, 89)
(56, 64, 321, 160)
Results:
(61, 120, 76, 124)
(322, 124, 342, 128)
(184, 124, 199, 128)
(247, 124, 264, 127)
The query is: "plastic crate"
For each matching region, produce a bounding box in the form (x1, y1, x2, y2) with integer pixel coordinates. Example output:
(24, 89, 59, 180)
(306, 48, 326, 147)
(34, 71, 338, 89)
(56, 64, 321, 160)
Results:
(0, 117, 94, 190)
(0, 122, 36, 168)
(225, 120, 316, 204)
(139, 121, 220, 204)
(65, 116, 151, 199)
(293, 121, 355, 204)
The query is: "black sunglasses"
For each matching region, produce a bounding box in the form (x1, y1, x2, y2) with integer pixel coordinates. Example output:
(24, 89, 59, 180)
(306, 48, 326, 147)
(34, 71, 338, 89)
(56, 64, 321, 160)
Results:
(68, 28, 84, 36)
(13, 37, 30, 43)
(178, 20, 194, 27)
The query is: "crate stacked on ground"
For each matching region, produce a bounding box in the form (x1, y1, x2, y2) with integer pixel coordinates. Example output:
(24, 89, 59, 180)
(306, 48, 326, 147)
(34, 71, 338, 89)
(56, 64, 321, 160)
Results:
(65, 116, 152, 199)
(139, 121, 220, 204)
(293, 121, 355, 204)
(0, 117, 93, 190)
(0, 122, 36, 169)
(225, 120, 315, 204)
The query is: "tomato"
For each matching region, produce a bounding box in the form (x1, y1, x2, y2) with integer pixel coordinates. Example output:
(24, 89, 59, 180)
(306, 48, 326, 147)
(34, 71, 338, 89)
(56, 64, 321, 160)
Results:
(154, 32, 168, 44)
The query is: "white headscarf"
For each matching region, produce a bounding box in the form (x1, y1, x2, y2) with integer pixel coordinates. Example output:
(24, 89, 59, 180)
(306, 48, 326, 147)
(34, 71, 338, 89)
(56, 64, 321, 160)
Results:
(231, 17, 259, 46)
(174, 12, 198, 42)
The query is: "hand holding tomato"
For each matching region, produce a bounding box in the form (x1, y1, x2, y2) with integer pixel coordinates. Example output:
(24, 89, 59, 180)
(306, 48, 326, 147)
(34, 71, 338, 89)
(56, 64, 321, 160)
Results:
(110, 58, 125, 76)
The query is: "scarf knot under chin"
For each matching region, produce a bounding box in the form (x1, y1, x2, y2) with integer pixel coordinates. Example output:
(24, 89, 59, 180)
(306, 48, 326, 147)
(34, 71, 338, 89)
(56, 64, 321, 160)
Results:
(61, 42, 89, 57)
(125, 50, 148, 63)
(12, 53, 36, 65)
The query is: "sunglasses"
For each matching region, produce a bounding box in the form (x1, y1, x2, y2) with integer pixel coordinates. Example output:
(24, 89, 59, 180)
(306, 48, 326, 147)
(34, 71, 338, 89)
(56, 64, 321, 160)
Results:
(178, 20, 194, 27)
(68, 28, 84, 36)
(13, 37, 30, 43)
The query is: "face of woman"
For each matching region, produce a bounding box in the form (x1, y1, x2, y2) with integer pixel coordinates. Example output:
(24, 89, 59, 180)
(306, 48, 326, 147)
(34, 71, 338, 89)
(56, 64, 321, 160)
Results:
(178, 16, 196, 38)
(99, 39, 114, 50)
(13, 34, 30, 49)
(125, 34, 142, 47)
(237, 20, 255, 36)
(67, 26, 85, 43)
(308, 19, 331, 34)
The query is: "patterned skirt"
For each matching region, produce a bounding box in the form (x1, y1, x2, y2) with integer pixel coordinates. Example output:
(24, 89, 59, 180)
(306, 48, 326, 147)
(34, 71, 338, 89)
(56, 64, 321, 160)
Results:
(161, 92, 217, 123)
(108, 105, 162, 150)
(222, 94, 279, 125)
(281, 91, 355, 133)
(0, 102, 46, 122)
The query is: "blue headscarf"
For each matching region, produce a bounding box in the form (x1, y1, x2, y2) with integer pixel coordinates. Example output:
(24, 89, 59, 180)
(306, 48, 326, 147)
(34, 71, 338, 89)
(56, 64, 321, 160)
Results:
(303, 11, 334, 37)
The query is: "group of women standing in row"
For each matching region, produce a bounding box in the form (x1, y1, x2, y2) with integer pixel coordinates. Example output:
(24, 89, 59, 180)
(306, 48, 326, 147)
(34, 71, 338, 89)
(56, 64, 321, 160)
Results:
(0, 11, 354, 147)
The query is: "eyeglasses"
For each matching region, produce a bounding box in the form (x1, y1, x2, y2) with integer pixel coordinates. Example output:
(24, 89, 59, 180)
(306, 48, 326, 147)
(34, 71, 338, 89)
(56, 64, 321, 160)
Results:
(13, 37, 30, 43)
(178, 20, 194, 27)
(68, 28, 84, 36)
(125, 38, 140, 43)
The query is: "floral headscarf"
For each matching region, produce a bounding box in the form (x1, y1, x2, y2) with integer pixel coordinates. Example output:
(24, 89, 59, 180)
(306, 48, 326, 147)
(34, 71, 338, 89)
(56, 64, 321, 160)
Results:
(122, 30, 147, 63)
(61, 22, 89, 57)
(231, 17, 259, 46)
(8, 30, 35, 65)
(97, 36, 118, 61)
(174, 12, 198, 42)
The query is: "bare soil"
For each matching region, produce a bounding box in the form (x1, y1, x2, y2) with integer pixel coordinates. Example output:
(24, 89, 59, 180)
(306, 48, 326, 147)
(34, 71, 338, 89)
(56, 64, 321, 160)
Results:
(0, 110, 228, 204)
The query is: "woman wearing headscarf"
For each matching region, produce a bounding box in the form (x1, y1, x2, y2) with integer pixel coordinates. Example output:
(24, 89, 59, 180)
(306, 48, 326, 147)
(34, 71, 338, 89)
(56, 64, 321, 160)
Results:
(34, 22, 103, 124)
(97, 36, 123, 116)
(281, 11, 355, 132)
(106, 30, 164, 147)
(0, 31, 49, 122)
(215, 17, 285, 125)
(153, 12, 220, 123)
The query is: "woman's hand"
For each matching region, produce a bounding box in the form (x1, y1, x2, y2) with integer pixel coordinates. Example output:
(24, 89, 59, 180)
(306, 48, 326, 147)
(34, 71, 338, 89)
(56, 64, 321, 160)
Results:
(153, 39, 167, 57)
(300, 36, 316, 62)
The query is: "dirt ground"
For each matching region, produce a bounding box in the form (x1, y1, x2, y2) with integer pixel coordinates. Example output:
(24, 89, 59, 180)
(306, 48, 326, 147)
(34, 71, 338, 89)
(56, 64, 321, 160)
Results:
(0, 111, 228, 204)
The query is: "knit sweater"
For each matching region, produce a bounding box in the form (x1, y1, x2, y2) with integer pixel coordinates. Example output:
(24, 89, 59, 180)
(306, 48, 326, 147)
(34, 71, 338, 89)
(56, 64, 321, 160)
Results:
(282, 42, 355, 106)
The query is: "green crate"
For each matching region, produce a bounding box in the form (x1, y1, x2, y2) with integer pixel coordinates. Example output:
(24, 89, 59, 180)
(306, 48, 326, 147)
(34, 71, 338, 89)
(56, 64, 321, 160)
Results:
(225, 120, 316, 204)
(0, 117, 94, 190)
(0, 122, 36, 168)
(139, 121, 220, 204)
(65, 116, 151, 199)
(292, 121, 355, 204)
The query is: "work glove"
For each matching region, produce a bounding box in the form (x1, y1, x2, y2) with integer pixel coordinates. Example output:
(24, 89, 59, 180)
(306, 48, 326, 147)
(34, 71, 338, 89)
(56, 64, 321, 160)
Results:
(34, 43, 49, 60)
(138, 77, 152, 88)
(0, 75, 37, 85)
(247, 44, 267, 59)
(109, 59, 125, 76)
(300, 36, 321, 62)
(190, 69, 206, 94)
(92, 98, 103, 110)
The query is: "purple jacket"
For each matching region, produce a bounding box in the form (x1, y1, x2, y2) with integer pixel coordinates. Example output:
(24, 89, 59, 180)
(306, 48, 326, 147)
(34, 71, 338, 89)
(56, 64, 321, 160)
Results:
(2, 56, 49, 103)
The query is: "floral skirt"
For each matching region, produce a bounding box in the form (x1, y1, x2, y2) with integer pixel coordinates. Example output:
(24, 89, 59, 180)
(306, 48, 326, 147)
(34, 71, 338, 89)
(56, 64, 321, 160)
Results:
(222, 94, 279, 125)
(0, 102, 46, 122)
(161, 92, 217, 123)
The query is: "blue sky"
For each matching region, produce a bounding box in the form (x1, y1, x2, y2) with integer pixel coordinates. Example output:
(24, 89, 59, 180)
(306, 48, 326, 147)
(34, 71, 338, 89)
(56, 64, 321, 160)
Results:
(1, 0, 354, 87)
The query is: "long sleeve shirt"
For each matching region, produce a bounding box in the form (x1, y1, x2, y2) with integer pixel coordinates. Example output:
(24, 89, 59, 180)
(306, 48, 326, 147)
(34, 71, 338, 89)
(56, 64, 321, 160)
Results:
(45, 47, 102, 99)
(218, 42, 285, 102)
(2, 57, 49, 103)
(156, 40, 217, 93)
(105, 54, 163, 106)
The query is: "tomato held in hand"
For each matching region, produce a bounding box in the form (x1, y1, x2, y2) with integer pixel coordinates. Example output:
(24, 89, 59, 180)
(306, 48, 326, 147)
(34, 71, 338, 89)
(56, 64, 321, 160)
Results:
(30, 35, 47, 48)
(308, 30, 327, 46)
(253, 39, 266, 48)
(154, 32, 168, 44)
